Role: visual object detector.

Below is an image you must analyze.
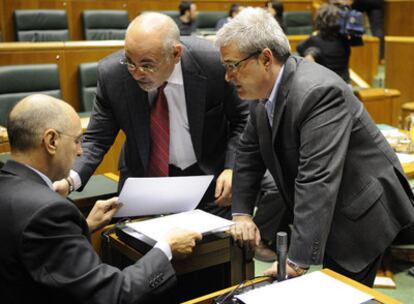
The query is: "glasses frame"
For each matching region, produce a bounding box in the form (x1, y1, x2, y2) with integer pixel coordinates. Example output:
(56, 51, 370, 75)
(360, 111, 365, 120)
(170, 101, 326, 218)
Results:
(55, 129, 83, 145)
(222, 51, 262, 73)
(119, 57, 159, 74)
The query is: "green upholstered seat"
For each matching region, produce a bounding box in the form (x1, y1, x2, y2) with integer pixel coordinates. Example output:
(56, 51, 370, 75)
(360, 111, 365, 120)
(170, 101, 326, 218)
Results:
(284, 11, 313, 35)
(14, 9, 69, 42)
(78, 62, 98, 112)
(82, 10, 129, 40)
(0, 64, 61, 126)
(0, 152, 10, 168)
(196, 11, 227, 35)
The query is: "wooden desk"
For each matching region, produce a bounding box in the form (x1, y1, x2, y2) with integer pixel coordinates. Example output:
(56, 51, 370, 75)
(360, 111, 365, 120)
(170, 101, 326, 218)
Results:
(384, 0, 414, 36)
(385, 36, 414, 105)
(106, 230, 254, 303)
(183, 268, 401, 304)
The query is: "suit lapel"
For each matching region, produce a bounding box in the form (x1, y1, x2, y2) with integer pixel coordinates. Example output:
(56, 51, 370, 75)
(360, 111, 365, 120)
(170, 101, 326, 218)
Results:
(267, 57, 298, 204)
(180, 45, 207, 161)
(123, 71, 151, 170)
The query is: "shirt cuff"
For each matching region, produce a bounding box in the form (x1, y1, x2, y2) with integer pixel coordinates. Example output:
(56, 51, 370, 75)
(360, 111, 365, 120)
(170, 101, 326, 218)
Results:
(154, 240, 172, 261)
(231, 213, 253, 217)
(287, 258, 309, 269)
(69, 170, 82, 191)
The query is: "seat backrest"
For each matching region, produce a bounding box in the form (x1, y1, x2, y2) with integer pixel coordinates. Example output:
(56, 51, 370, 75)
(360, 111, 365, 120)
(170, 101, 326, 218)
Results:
(78, 62, 98, 112)
(14, 9, 69, 42)
(0, 64, 61, 125)
(284, 11, 313, 35)
(82, 10, 129, 40)
(196, 11, 227, 32)
(159, 11, 180, 19)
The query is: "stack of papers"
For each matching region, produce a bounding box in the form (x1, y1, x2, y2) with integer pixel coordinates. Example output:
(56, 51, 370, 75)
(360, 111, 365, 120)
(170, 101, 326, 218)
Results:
(126, 209, 234, 242)
(236, 271, 373, 304)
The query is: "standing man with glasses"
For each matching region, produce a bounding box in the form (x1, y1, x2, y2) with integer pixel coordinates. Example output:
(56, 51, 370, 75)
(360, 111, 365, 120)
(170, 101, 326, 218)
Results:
(54, 12, 249, 219)
(216, 7, 414, 286)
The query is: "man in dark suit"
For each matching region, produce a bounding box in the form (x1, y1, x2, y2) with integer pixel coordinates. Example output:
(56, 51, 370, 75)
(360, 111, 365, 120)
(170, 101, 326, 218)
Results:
(216, 8, 414, 286)
(54, 12, 248, 219)
(0, 94, 201, 303)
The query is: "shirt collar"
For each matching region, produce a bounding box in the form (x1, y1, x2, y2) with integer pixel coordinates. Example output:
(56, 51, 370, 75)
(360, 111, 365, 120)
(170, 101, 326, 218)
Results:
(268, 64, 285, 103)
(166, 61, 184, 86)
(25, 164, 54, 189)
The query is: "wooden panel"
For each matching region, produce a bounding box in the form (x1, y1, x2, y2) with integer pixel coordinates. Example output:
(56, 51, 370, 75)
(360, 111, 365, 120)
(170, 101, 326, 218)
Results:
(385, 37, 414, 105)
(384, 0, 414, 36)
(0, 0, 320, 42)
(356, 88, 401, 126)
(0, 41, 124, 110)
(289, 35, 379, 85)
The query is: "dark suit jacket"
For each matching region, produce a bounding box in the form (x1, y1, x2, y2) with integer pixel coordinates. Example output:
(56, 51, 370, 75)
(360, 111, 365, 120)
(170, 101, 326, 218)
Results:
(232, 56, 414, 273)
(0, 160, 176, 304)
(74, 36, 248, 190)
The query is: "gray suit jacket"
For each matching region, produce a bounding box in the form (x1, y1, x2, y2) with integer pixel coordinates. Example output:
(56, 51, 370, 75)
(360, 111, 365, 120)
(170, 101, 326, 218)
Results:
(0, 160, 176, 304)
(74, 36, 248, 189)
(232, 56, 414, 272)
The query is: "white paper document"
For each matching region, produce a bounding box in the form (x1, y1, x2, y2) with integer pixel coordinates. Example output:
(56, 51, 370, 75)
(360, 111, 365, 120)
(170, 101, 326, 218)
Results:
(397, 153, 414, 164)
(114, 175, 214, 217)
(126, 209, 234, 241)
(236, 271, 373, 304)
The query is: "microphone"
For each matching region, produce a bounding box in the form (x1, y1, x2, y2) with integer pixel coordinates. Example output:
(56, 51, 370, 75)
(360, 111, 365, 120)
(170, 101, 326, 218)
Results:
(276, 231, 288, 282)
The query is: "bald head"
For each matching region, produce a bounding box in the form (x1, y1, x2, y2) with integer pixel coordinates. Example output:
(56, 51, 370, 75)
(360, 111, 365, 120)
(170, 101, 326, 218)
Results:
(125, 12, 180, 56)
(7, 94, 78, 152)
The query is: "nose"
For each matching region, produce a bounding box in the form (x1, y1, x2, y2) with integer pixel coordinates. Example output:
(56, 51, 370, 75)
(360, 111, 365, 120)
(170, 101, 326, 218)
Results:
(224, 69, 234, 82)
(129, 69, 147, 80)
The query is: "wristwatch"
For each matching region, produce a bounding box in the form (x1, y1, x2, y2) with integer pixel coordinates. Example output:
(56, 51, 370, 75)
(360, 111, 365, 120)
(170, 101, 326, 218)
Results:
(287, 259, 309, 276)
(65, 177, 74, 194)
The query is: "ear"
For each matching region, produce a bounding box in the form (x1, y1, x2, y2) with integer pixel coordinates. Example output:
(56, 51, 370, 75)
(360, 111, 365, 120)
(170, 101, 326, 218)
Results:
(43, 128, 59, 155)
(261, 48, 274, 68)
(173, 43, 183, 64)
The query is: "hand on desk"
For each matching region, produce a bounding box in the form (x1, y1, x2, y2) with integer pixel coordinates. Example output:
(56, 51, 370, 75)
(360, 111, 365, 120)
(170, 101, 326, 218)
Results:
(53, 178, 70, 196)
(215, 169, 232, 207)
(263, 261, 302, 279)
(230, 215, 261, 250)
(86, 197, 122, 233)
(165, 228, 202, 260)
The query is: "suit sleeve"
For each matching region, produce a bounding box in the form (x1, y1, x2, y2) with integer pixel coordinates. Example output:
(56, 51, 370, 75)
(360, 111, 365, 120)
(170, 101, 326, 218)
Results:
(20, 201, 176, 304)
(232, 109, 267, 215)
(222, 83, 249, 168)
(73, 65, 120, 189)
(288, 85, 352, 266)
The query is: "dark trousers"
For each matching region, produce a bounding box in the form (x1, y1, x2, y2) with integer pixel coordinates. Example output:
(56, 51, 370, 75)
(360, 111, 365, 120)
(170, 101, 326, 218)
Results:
(323, 253, 383, 287)
(169, 164, 231, 219)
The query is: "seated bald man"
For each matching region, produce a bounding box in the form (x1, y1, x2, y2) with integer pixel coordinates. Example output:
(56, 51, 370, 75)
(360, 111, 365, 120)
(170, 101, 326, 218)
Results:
(0, 94, 201, 304)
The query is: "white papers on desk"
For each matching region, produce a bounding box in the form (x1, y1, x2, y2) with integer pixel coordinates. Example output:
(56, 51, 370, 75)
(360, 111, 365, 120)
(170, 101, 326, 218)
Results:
(396, 153, 414, 164)
(236, 271, 373, 304)
(126, 209, 234, 242)
(115, 175, 214, 217)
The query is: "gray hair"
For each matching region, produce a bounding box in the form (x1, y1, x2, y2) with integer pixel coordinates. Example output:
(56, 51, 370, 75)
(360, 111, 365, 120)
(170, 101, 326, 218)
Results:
(127, 12, 180, 56)
(7, 94, 71, 152)
(215, 7, 291, 62)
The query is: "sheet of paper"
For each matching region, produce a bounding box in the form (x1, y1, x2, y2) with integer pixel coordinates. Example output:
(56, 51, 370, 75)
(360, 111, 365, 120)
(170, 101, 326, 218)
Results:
(126, 209, 233, 241)
(397, 153, 414, 164)
(236, 271, 373, 304)
(115, 175, 214, 217)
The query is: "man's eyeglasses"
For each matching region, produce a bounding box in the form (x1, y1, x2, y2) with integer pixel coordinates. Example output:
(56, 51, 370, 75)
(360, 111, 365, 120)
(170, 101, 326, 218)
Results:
(55, 130, 83, 145)
(222, 51, 261, 73)
(119, 57, 158, 74)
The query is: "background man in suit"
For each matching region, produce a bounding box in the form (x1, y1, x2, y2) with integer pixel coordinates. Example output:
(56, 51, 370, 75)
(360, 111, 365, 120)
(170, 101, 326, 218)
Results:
(216, 7, 414, 286)
(0, 94, 201, 303)
(54, 12, 249, 219)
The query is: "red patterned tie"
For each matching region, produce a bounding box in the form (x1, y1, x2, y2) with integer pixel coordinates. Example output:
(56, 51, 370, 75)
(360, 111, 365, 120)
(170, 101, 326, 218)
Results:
(147, 83, 169, 177)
